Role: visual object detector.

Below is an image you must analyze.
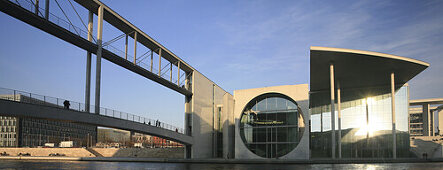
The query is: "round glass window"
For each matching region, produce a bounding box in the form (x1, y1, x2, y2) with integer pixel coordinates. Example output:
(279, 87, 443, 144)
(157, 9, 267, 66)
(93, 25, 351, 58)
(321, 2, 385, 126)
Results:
(239, 93, 304, 158)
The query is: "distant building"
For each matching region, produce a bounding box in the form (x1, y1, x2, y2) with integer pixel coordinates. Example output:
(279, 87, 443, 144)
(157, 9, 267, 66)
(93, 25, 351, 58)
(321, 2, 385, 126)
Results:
(409, 98, 443, 136)
(97, 128, 130, 146)
(0, 116, 96, 147)
(132, 133, 183, 148)
(0, 94, 97, 147)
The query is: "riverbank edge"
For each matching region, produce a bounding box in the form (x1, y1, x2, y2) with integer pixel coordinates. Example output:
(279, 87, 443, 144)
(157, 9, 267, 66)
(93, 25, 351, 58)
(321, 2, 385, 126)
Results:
(1, 156, 443, 164)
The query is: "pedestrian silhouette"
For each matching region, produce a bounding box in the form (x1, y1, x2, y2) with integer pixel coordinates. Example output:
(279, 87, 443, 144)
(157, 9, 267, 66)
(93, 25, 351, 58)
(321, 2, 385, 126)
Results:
(148, 121, 151, 126)
(63, 100, 70, 109)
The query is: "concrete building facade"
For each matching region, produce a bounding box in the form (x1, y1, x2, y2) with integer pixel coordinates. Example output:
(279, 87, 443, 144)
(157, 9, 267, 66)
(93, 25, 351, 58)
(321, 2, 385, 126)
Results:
(409, 99, 443, 136)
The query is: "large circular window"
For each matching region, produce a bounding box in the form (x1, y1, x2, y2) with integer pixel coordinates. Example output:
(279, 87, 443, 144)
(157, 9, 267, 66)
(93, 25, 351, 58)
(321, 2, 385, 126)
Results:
(239, 93, 304, 158)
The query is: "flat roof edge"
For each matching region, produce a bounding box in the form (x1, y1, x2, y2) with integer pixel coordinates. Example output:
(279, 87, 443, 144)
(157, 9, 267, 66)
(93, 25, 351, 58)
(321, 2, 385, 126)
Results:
(310, 46, 430, 67)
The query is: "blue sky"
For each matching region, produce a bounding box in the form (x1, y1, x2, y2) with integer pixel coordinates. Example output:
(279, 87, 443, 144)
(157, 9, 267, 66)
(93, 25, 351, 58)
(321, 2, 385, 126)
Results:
(1, 0, 442, 128)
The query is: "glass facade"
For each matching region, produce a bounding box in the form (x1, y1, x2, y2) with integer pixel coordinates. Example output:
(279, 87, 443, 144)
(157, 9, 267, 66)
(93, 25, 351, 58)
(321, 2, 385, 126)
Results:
(310, 86, 411, 158)
(239, 93, 304, 158)
(0, 116, 97, 147)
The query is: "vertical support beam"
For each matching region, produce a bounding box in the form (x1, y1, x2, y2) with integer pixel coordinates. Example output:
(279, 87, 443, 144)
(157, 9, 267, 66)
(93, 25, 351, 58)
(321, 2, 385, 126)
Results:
(170, 63, 173, 81)
(150, 50, 153, 72)
(177, 61, 181, 86)
(423, 104, 431, 136)
(125, 34, 128, 60)
(329, 63, 336, 159)
(94, 5, 104, 114)
(158, 49, 162, 76)
(431, 108, 435, 136)
(85, 11, 93, 113)
(391, 72, 397, 159)
(34, 0, 39, 15)
(44, 0, 49, 20)
(133, 32, 137, 64)
(337, 83, 342, 159)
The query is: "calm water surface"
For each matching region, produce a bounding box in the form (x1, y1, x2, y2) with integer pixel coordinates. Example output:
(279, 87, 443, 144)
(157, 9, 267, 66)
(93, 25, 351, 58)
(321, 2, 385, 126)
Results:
(1, 160, 443, 170)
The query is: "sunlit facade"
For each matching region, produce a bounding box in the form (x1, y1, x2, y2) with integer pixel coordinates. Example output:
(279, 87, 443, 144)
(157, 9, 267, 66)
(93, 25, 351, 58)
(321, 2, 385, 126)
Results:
(310, 86, 410, 158)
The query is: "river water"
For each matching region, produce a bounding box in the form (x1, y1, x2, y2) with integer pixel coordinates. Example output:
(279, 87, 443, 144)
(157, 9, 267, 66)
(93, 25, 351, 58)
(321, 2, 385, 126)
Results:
(1, 160, 443, 170)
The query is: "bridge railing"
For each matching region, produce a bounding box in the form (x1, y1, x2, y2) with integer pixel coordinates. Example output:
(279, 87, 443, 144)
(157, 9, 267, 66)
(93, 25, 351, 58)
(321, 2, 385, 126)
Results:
(9, 0, 189, 89)
(0, 87, 184, 134)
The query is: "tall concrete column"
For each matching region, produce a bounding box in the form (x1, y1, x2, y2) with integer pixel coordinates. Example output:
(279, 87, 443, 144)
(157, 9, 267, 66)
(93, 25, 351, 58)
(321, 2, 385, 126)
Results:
(423, 104, 431, 136)
(94, 5, 104, 114)
(431, 109, 435, 136)
(85, 11, 93, 113)
(391, 72, 396, 159)
(330, 63, 336, 159)
(337, 84, 342, 159)
(184, 72, 192, 158)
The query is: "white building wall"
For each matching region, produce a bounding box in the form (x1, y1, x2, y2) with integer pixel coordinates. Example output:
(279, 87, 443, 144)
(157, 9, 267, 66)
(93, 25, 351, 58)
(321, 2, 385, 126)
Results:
(233, 84, 310, 159)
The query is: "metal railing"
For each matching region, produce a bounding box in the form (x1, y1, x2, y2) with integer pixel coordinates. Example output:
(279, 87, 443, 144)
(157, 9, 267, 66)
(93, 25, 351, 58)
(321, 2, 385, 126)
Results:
(0, 87, 184, 134)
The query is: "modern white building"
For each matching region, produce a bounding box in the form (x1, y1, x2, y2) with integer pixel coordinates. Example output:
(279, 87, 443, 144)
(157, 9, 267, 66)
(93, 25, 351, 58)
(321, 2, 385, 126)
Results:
(188, 46, 429, 160)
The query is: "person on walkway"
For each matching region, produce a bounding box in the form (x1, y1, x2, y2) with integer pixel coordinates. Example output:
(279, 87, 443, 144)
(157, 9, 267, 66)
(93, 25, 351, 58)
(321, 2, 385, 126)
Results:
(63, 100, 70, 109)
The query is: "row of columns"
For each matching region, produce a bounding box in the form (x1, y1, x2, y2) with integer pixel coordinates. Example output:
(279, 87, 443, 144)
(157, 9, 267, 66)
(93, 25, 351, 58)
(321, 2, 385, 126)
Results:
(329, 64, 397, 159)
(84, 5, 186, 114)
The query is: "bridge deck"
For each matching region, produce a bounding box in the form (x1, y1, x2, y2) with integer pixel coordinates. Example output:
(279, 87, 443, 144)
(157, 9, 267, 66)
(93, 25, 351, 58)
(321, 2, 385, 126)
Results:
(0, 99, 193, 145)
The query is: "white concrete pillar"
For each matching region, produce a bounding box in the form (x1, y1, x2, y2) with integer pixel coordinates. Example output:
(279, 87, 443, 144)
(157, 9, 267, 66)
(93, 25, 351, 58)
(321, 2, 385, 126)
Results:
(330, 63, 336, 159)
(423, 104, 431, 136)
(337, 84, 342, 159)
(85, 11, 93, 113)
(94, 5, 104, 114)
(391, 72, 396, 159)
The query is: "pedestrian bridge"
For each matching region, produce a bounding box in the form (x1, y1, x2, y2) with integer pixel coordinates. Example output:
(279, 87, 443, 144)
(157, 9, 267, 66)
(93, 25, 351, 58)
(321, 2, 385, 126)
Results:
(0, 88, 193, 145)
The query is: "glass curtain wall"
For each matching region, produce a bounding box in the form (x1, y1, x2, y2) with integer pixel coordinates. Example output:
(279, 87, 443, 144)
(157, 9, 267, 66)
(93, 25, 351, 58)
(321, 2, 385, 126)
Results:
(310, 86, 410, 158)
(239, 93, 304, 158)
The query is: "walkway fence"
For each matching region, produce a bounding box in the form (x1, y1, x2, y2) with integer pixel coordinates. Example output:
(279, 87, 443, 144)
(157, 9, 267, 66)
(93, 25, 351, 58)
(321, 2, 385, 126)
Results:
(0, 87, 184, 134)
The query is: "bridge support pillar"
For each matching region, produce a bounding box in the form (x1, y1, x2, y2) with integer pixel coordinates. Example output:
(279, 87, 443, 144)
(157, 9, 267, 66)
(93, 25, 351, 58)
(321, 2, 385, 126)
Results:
(184, 72, 192, 158)
(85, 11, 93, 113)
(94, 5, 104, 114)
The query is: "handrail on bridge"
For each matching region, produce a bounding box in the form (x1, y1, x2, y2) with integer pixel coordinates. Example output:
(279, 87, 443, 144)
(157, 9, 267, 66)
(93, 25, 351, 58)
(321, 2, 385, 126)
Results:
(0, 87, 184, 134)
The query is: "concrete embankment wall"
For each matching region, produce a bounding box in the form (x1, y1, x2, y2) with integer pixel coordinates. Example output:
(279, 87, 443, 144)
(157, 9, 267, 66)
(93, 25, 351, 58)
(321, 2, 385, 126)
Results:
(0, 148, 95, 157)
(91, 148, 184, 158)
